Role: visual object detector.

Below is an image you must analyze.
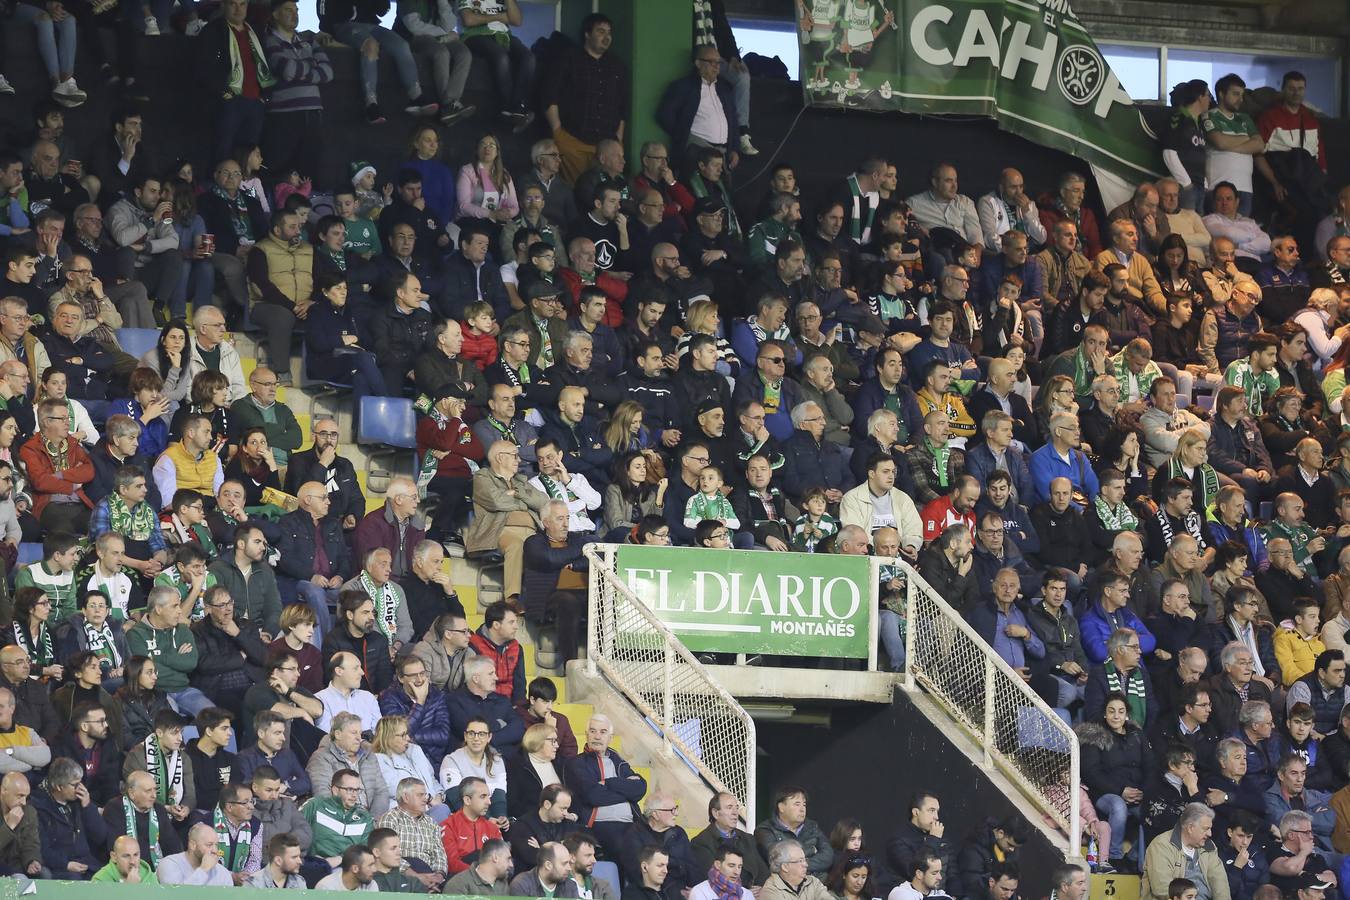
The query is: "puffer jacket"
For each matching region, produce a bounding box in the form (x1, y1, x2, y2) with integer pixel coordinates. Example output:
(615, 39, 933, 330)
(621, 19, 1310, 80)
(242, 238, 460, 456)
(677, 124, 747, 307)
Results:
(305, 735, 389, 816)
(411, 637, 476, 693)
(1077, 721, 1151, 800)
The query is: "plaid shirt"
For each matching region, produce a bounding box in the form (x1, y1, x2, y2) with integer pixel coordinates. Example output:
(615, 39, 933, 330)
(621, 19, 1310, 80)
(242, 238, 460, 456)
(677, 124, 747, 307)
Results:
(377, 806, 447, 873)
(904, 442, 966, 505)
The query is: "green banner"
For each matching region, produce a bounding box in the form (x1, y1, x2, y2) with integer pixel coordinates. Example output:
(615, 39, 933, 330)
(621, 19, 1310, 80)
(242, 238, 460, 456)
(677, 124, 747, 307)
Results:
(613, 547, 871, 658)
(797, 0, 1161, 200)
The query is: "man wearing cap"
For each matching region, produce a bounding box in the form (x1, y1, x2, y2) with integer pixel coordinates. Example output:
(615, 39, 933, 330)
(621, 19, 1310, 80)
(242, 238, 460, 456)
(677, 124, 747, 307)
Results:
(504, 281, 570, 371)
(416, 383, 485, 546)
(681, 195, 747, 312)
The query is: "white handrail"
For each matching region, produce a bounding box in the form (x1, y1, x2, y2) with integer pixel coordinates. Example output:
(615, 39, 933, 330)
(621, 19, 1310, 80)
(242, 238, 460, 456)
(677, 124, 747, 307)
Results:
(584, 543, 758, 825)
(900, 558, 1081, 857)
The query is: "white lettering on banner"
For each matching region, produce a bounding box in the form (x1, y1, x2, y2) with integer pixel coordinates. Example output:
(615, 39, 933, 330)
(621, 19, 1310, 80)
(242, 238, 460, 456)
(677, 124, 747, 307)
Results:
(625, 567, 862, 624)
(952, 10, 999, 67)
(769, 621, 857, 637)
(910, 5, 954, 65)
(1000, 21, 1056, 91)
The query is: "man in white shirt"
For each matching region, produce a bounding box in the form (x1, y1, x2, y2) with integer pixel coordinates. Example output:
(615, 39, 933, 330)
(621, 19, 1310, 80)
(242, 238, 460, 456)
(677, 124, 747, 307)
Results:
(690, 847, 754, 900)
(1203, 182, 1272, 262)
(316, 844, 379, 892)
(889, 850, 947, 900)
(315, 651, 382, 733)
(906, 163, 981, 247)
(157, 822, 235, 886)
(530, 438, 601, 534)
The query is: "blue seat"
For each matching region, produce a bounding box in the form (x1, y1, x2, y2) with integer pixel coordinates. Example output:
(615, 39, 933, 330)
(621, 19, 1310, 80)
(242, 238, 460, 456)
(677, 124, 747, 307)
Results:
(357, 397, 416, 449)
(1195, 393, 1215, 412)
(300, 343, 351, 392)
(16, 543, 42, 566)
(116, 328, 161, 361)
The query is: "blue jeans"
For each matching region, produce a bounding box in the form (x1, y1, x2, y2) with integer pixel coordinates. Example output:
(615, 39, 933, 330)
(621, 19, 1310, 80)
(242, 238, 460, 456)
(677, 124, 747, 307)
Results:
(1179, 183, 1205, 213)
(332, 22, 420, 101)
(13, 3, 77, 79)
(174, 258, 213, 320)
(879, 609, 906, 670)
(721, 57, 750, 131)
(463, 33, 535, 110)
(1095, 793, 1134, 861)
(294, 581, 338, 647)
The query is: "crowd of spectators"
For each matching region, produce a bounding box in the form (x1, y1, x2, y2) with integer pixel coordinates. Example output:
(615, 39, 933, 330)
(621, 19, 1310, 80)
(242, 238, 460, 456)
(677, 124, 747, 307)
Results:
(1, 0, 1350, 897)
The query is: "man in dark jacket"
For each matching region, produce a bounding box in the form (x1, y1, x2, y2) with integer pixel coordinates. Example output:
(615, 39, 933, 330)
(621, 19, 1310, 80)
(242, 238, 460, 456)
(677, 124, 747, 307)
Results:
(190, 585, 268, 716)
(197, 0, 274, 161)
(371, 270, 436, 396)
(521, 504, 589, 665)
(564, 713, 647, 858)
(539, 386, 615, 488)
(438, 223, 509, 321)
(655, 48, 739, 171)
(275, 485, 350, 644)
(32, 758, 107, 879)
(851, 348, 925, 444)
(621, 793, 700, 900)
(542, 333, 626, 418)
(884, 792, 953, 894)
(955, 818, 1027, 900)
(778, 401, 853, 508)
(510, 784, 579, 871)
(283, 418, 366, 528)
(690, 792, 769, 888)
(43, 299, 114, 401)
(0, 648, 60, 742)
(917, 524, 980, 614)
(753, 786, 833, 877)
(102, 770, 185, 863)
(322, 591, 394, 695)
(380, 170, 449, 263)
(672, 335, 732, 429)
(49, 705, 122, 808)
(445, 656, 524, 757)
(413, 320, 489, 406)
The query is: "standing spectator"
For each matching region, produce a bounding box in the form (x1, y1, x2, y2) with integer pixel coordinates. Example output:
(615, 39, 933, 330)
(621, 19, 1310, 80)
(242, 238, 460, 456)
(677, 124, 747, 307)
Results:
(1204, 74, 1264, 217)
(1257, 72, 1326, 252)
(12, 0, 85, 107)
(198, 0, 276, 162)
(319, 0, 437, 125)
(542, 14, 626, 183)
(393, 0, 475, 125)
(262, 0, 333, 183)
(458, 0, 535, 128)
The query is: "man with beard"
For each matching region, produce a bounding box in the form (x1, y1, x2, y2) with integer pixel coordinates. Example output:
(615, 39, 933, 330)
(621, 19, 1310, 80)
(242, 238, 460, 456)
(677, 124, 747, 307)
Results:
(284, 417, 365, 529)
(569, 185, 630, 275)
(1038, 172, 1103, 257)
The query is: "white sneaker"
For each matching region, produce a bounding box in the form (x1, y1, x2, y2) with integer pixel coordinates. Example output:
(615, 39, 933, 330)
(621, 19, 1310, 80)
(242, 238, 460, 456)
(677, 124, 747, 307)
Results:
(0, 76, 13, 95)
(739, 133, 760, 156)
(144, 15, 160, 34)
(51, 78, 86, 107)
(184, 17, 204, 35)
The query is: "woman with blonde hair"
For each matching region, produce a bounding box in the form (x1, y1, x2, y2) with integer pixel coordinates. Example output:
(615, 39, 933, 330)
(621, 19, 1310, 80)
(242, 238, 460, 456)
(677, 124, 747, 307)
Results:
(371, 715, 450, 821)
(1150, 427, 1223, 510)
(677, 299, 739, 380)
(457, 133, 519, 234)
(1292, 287, 1350, 370)
(504, 722, 560, 818)
(602, 400, 653, 456)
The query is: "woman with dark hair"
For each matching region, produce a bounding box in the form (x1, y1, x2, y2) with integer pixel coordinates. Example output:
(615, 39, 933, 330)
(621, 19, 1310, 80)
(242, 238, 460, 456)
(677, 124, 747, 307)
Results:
(5, 587, 60, 679)
(602, 451, 666, 539)
(1095, 425, 1150, 503)
(115, 655, 171, 748)
(50, 646, 127, 739)
(632, 514, 671, 546)
(1078, 692, 1150, 871)
(1153, 233, 1211, 305)
(169, 369, 232, 457)
(142, 319, 193, 404)
(824, 854, 876, 900)
(828, 819, 864, 855)
(305, 269, 386, 414)
(224, 427, 280, 507)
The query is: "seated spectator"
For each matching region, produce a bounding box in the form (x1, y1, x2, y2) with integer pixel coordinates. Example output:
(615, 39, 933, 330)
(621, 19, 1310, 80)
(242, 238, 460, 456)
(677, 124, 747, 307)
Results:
(504, 721, 563, 821)
(32, 755, 106, 879)
(1286, 650, 1350, 739)
(247, 832, 308, 889)
(316, 649, 382, 733)
(1266, 810, 1337, 895)
(446, 655, 524, 757)
(371, 270, 436, 396)
(1081, 691, 1150, 870)
(1258, 535, 1318, 622)
(1145, 479, 1218, 571)
(413, 612, 477, 694)
(1275, 600, 1328, 686)
(106, 175, 184, 317)
(0, 685, 51, 780)
(1030, 477, 1094, 592)
(304, 768, 375, 870)
(370, 716, 448, 826)
(275, 481, 349, 643)
(690, 846, 755, 900)
(92, 835, 157, 884)
(1140, 804, 1228, 900)
(1028, 412, 1098, 506)
(1208, 639, 1276, 736)
(1265, 753, 1335, 851)
(239, 648, 324, 755)
(231, 710, 311, 797)
(838, 454, 922, 553)
(126, 584, 215, 718)
(102, 768, 185, 864)
(189, 583, 265, 713)
(969, 567, 1045, 679)
(618, 792, 697, 900)
(562, 714, 646, 857)
(466, 441, 551, 601)
(153, 414, 225, 513)
(374, 777, 449, 888)
(378, 653, 451, 770)
(440, 776, 504, 876)
(21, 397, 94, 533)
(89, 465, 168, 585)
(690, 792, 769, 890)
(520, 500, 589, 663)
(342, 547, 413, 659)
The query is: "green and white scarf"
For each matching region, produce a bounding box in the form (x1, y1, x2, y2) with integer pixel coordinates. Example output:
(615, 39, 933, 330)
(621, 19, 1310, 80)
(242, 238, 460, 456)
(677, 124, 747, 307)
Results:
(124, 798, 162, 867)
(537, 474, 575, 503)
(223, 23, 276, 96)
(211, 184, 255, 243)
(1103, 661, 1148, 726)
(846, 173, 876, 243)
(144, 732, 184, 806)
(532, 316, 555, 368)
(360, 570, 399, 643)
(1070, 345, 1097, 398)
(83, 617, 122, 669)
(926, 439, 951, 489)
(214, 804, 253, 873)
(108, 493, 156, 542)
(1164, 458, 1220, 510)
(1093, 496, 1138, 532)
(11, 620, 52, 668)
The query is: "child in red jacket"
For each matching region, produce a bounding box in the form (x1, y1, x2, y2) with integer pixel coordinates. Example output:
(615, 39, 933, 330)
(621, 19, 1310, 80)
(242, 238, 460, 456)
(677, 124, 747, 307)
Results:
(461, 301, 500, 371)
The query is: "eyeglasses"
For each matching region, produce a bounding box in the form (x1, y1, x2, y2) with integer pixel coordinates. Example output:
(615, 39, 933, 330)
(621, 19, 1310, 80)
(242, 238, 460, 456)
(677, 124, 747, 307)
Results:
(402, 670, 428, 679)
(315, 430, 340, 438)
(228, 798, 257, 807)
(763, 357, 785, 364)
(465, 730, 491, 738)
(277, 666, 299, 673)
(253, 379, 279, 388)
(67, 268, 93, 275)
(544, 737, 560, 744)
(335, 785, 362, 793)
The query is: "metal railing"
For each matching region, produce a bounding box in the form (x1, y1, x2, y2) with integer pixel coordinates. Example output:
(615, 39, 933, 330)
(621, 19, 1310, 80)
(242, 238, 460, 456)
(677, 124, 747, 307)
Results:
(584, 544, 758, 825)
(900, 559, 1081, 857)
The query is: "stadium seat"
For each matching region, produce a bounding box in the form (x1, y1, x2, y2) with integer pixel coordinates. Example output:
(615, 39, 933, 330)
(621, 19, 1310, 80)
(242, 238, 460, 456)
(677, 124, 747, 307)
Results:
(16, 544, 42, 566)
(117, 328, 161, 361)
(357, 397, 416, 449)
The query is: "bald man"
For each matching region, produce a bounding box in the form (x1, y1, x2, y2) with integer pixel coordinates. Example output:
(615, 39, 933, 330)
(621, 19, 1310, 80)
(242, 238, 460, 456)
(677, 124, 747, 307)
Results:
(91, 835, 157, 883)
(156, 822, 233, 885)
(102, 768, 184, 863)
(0, 771, 40, 877)
(977, 167, 1048, 253)
(538, 385, 615, 487)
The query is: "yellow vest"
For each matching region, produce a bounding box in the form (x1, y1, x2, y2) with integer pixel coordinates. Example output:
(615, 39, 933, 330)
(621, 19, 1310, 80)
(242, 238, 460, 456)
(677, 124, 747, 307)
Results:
(251, 235, 314, 305)
(162, 441, 219, 494)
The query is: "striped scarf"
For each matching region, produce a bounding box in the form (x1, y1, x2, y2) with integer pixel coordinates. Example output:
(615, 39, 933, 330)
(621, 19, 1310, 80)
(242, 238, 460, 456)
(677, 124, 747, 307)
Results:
(1104, 661, 1147, 726)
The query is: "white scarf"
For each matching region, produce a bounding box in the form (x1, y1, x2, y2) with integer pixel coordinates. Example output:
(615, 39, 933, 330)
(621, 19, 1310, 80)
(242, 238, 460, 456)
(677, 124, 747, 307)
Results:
(144, 732, 185, 805)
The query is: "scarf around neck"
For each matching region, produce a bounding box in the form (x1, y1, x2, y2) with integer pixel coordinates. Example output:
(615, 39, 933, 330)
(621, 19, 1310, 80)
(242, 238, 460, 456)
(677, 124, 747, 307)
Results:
(360, 570, 399, 643)
(1093, 496, 1138, 532)
(84, 616, 122, 668)
(108, 492, 156, 542)
(707, 866, 744, 900)
(145, 731, 184, 806)
(125, 798, 162, 866)
(12, 619, 53, 666)
(214, 804, 253, 873)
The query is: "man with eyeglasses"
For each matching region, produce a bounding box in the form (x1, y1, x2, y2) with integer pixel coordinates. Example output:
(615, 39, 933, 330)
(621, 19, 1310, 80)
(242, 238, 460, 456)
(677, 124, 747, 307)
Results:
(630, 142, 695, 225)
(51, 249, 154, 346)
(1081, 571, 1157, 666)
(303, 769, 375, 868)
(760, 839, 829, 900)
(412, 612, 476, 693)
(618, 792, 697, 900)
(1149, 680, 1220, 778)
(378, 653, 452, 769)
(42, 297, 115, 401)
(32, 756, 104, 879)
(19, 397, 94, 533)
(1265, 811, 1338, 897)
(521, 139, 578, 228)
(188, 305, 247, 402)
(190, 585, 267, 715)
(283, 418, 365, 530)
(230, 366, 303, 465)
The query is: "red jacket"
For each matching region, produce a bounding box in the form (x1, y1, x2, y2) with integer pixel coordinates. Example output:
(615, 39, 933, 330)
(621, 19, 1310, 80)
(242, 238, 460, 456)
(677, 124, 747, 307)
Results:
(558, 267, 628, 327)
(416, 414, 484, 479)
(460, 327, 499, 371)
(1037, 193, 1104, 259)
(469, 628, 523, 703)
(440, 809, 503, 874)
(19, 434, 94, 517)
(630, 174, 696, 224)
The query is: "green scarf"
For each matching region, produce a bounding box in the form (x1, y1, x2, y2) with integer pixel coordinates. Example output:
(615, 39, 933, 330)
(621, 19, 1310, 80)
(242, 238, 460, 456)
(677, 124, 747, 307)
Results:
(108, 493, 156, 542)
(926, 439, 951, 489)
(210, 184, 254, 242)
(1109, 351, 1161, 402)
(1165, 458, 1220, 510)
(532, 315, 555, 368)
(1104, 661, 1147, 727)
(360, 570, 399, 643)
(1093, 496, 1138, 532)
(224, 22, 276, 96)
(846, 173, 875, 243)
(1071, 345, 1096, 398)
(124, 798, 162, 867)
(214, 804, 253, 873)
